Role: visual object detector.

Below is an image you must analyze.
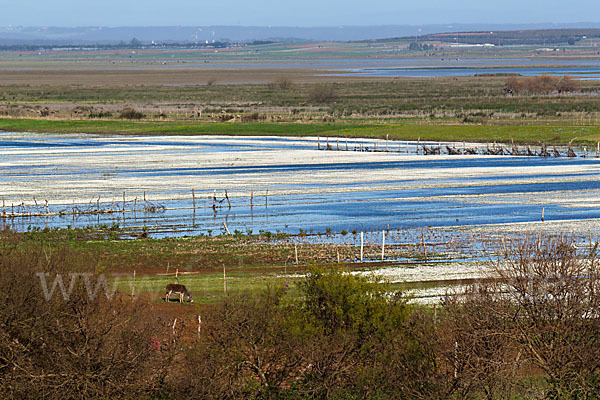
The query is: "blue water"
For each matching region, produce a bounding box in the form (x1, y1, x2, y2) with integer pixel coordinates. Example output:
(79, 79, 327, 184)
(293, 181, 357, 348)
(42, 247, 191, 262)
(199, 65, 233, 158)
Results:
(328, 66, 600, 78)
(1, 133, 599, 239)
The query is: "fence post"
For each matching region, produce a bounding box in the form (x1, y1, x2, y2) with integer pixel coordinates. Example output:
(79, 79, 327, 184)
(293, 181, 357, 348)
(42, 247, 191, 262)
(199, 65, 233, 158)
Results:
(541, 207, 545, 222)
(381, 230, 385, 261)
(295, 244, 299, 265)
(422, 232, 428, 263)
(197, 315, 202, 340)
(131, 270, 136, 301)
(360, 231, 364, 262)
(223, 221, 231, 235)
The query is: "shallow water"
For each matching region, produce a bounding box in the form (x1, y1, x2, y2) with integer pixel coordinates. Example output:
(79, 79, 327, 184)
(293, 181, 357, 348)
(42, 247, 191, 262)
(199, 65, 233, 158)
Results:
(328, 66, 600, 78)
(1, 133, 599, 239)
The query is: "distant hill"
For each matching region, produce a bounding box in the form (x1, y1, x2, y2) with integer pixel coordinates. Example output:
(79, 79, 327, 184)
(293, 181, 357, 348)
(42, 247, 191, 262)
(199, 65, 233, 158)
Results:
(1, 23, 600, 45)
(395, 28, 600, 46)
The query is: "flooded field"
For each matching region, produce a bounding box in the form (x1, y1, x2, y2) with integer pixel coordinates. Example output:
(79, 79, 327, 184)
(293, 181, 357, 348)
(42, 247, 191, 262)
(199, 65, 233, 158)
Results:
(319, 57, 600, 78)
(1, 132, 599, 241)
(331, 66, 600, 79)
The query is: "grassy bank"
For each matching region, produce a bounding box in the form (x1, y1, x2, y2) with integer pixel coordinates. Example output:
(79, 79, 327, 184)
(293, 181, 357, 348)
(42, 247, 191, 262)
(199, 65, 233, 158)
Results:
(2, 117, 600, 144)
(10, 228, 451, 303)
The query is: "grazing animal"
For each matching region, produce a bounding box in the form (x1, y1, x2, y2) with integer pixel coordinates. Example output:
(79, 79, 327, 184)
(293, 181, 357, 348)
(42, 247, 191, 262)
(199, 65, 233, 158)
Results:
(165, 283, 193, 303)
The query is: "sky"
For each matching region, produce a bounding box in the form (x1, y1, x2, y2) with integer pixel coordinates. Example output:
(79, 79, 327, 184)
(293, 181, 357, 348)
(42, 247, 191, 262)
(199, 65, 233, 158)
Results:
(0, 0, 598, 27)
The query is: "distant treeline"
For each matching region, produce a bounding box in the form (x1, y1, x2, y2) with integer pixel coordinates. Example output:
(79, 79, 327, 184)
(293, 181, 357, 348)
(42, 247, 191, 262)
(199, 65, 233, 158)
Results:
(367, 28, 600, 46)
(0, 39, 275, 52)
(408, 42, 435, 51)
(415, 28, 600, 46)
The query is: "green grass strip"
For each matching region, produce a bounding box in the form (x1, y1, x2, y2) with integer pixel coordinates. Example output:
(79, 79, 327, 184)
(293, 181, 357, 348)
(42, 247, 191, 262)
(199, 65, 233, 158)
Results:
(2, 118, 600, 144)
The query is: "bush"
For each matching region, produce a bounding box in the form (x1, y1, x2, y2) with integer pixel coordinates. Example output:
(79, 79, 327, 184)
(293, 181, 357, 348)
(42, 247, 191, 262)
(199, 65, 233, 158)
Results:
(88, 110, 113, 119)
(308, 84, 337, 103)
(0, 233, 173, 399)
(170, 269, 445, 399)
(268, 76, 294, 90)
(445, 236, 600, 398)
(118, 107, 145, 119)
(504, 75, 580, 95)
(240, 112, 265, 122)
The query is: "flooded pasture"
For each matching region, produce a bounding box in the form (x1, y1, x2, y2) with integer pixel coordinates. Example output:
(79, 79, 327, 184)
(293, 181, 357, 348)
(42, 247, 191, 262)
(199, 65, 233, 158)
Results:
(1, 132, 599, 242)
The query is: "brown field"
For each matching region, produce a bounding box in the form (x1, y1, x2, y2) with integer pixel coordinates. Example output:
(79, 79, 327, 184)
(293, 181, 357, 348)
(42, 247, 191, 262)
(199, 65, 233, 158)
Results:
(0, 66, 384, 86)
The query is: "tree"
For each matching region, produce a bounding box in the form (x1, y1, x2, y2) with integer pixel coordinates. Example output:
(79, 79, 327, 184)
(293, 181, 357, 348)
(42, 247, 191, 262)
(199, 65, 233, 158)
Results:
(504, 75, 579, 95)
(0, 234, 173, 399)
(451, 236, 600, 399)
(556, 75, 580, 93)
(504, 76, 525, 95)
(172, 269, 446, 399)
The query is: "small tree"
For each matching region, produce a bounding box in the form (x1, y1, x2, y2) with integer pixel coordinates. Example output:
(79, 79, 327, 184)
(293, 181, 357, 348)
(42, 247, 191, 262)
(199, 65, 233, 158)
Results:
(504, 76, 525, 95)
(556, 75, 580, 93)
(505, 75, 579, 95)
(0, 234, 173, 399)
(454, 236, 600, 398)
(173, 269, 445, 399)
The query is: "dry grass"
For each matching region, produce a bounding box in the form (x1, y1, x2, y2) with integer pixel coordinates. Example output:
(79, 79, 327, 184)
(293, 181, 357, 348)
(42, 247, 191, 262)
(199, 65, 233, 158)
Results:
(0, 67, 383, 86)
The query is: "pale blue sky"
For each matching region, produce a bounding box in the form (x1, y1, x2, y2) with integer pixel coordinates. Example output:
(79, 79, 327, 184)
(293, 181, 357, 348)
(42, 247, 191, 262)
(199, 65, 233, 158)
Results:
(0, 0, 598, 26)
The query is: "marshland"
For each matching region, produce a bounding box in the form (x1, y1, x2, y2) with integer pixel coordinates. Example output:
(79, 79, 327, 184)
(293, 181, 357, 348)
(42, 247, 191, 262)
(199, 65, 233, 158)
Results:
(2, 40, 600, 398)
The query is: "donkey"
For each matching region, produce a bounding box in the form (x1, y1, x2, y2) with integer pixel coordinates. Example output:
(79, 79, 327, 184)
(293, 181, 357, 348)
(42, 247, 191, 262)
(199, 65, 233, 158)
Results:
(165, 283, 193, 303)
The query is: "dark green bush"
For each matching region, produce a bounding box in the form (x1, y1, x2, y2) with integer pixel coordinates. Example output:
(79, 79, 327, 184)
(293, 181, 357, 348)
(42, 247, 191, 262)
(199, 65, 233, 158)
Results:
(118, 107, 145, 119)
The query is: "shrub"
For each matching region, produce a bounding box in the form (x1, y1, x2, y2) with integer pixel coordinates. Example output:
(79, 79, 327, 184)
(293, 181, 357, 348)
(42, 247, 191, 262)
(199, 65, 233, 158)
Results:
(268, 76, 294, 90)
(308, 84, 337, 103)
(0, 234, 172, 399)
(240, 112, 264, 122)
(119, 107, 145, 119)
(446, 236, 600, 398)
(504, 75, 579, 95)
(171, 269, 446, 399)
(88, 110, 113, 119)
